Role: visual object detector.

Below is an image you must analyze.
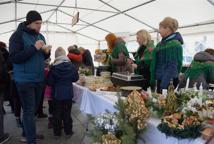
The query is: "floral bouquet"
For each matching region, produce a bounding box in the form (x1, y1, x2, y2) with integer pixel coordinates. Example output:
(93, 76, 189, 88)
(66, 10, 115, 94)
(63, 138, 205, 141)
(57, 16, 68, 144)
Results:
(88, 112, 121, 143)
(124, 90, 150, 130)
(145, 93, 166, 117)
(114, 90, 150, 144)
(183, 99, 214, 121)
(89, 90, 150, 144)
(157, 112, 202, 138)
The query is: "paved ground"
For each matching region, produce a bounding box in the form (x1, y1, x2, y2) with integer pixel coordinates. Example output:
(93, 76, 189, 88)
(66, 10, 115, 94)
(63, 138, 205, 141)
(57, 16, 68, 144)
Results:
(3, 101, 93, 144)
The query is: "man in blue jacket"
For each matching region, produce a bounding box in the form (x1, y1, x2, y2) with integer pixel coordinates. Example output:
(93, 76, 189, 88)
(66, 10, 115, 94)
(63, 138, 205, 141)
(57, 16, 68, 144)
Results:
(9, 10, 50, 144)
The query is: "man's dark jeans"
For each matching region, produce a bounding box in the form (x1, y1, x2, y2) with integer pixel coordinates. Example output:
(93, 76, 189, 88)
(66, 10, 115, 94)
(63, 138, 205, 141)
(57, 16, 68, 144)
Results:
(16, 82, 44, 144)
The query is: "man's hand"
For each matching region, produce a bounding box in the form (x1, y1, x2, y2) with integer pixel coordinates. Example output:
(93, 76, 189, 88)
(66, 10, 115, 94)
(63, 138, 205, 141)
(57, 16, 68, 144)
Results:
(34, 40, 45, 50)
(42, 45, 52, 54)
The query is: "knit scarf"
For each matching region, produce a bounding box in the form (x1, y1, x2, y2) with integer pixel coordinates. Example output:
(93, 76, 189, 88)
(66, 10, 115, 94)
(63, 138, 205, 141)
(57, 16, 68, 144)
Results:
(134, 41, 154, 74)
(110, 41, 129, 72)
(53, 55, 70, 66)
(150, 34, 183, 84)
(143, 41, 154, 65)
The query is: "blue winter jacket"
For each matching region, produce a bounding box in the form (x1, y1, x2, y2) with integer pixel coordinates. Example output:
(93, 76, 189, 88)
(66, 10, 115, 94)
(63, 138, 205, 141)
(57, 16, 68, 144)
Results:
(47, 62, 79, 100)
(9, 22, 50, 82)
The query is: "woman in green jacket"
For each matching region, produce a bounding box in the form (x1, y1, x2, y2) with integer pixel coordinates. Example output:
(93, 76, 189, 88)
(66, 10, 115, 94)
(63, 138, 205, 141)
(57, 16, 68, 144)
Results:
(150, 17, 183, 93)
(179, 48, 214, 89)
(105, 33, 131, 73)
(134, 29, 154, 90)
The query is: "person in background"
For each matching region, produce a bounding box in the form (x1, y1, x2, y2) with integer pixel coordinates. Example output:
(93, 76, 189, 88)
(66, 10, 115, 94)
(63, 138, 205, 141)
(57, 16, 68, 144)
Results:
(9, 10, 50, 144)
(179, 48, 214, 89)
(150, 17, 183, 93)
(105, 33, 132, 73)
(72, 44, 78, 49)
(0, 50, 10, 144)
(36, 59, 49, 119)
(1, 41, 26, 142)
(47, 47, 79, 139)
(67, 45, 82, 70)
(36, 75, 48, 118)
(134, 29, 155, 90)
(43, 58, 53, 129)
(79, 47, 94, 74)
(0, 42, 12, 113)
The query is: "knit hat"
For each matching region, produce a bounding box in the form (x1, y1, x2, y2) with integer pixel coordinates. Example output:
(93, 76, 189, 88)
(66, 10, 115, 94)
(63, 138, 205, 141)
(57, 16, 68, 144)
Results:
(159, 17, 179, 33)
(105, 33, 117, 50)
(55, 47, 66, 58)
(26, 10, 42, 25)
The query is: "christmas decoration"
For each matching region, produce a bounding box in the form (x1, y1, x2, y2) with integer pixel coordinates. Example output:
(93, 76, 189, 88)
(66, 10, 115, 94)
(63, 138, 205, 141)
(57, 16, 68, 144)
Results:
(89, 90, 150, 144)
(102, 133, 121, 144)
(165, 81, 179, 115)
(158, 112, 202, 138)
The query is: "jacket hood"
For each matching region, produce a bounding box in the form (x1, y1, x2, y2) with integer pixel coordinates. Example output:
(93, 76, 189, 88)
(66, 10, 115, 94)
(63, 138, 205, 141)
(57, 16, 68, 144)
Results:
(17, 22, 39, 35)
(52, 62, 76, 79)
(194, 51, 214, 62)
(161, 32, 184, 45)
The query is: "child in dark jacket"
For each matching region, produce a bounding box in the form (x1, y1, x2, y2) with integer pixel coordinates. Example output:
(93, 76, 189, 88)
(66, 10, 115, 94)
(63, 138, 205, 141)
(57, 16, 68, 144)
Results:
(47, 47, 79, 138)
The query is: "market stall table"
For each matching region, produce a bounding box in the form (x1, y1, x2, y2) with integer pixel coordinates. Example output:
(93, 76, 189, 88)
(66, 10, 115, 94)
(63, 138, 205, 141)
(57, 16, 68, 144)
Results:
(139, 118, 206, 144)
(73, 83, 118, 116)
(72, 83, 206, 144)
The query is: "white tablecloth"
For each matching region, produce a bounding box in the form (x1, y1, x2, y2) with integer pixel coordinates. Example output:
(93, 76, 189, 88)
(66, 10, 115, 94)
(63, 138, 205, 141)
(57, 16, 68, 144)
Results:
(73, 83, 118, 116)
(139, 118, 206, 144)
(72, 83, 206, 144)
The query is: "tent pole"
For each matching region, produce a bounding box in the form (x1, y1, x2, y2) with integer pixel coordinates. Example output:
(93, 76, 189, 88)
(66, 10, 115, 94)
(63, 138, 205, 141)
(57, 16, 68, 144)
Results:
(15, 0, 17, 29)
(98, 0, 157, 31)
(58, 9, 111, 33)
(0, 0, 22, 5)
(46, 0, 65, 22)
(0, 8, 56, 25)
(47, 22, 99, 41)
(98, 41, 101, 67)
(46, 21, 49, 44)
(17, 1, 117, 14)
(156, 32, 159, 43)
(76, 0, 157, 32)
(98, 41, 100, 49)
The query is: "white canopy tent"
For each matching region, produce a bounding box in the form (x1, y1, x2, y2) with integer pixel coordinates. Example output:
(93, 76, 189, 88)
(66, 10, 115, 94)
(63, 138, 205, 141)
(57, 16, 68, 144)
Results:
(0, 0, 214, 63)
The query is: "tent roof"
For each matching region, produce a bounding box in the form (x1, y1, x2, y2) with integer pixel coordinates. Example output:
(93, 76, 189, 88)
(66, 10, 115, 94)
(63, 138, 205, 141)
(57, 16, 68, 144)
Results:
(0, 0, 214, 42)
